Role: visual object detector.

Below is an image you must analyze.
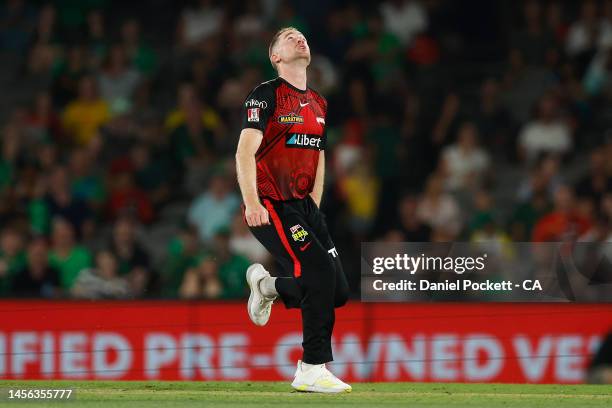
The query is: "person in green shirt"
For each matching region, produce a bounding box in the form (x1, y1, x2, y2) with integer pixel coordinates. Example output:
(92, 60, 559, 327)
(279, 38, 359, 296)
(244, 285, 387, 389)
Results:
(162, 225, 201, 298)
(69, 148, 107, 210)
(0, 227, 27, 297)
(509, 193, 552, 241)
(120, 19, 157, 76)
(48, 217, 92, 290)
(212, 228, 250, 300)
(351, 14, 403, 85)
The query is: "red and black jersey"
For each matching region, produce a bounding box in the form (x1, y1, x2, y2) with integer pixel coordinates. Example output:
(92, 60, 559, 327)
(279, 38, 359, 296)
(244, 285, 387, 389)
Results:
(241, 77, 327, 202)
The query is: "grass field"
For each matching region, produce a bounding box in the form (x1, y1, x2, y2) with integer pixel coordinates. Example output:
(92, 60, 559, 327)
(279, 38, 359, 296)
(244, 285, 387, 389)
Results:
(1, 381, 611, 407)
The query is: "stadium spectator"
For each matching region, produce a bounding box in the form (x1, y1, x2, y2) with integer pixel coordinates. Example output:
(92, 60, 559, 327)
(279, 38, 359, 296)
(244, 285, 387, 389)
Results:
(69, 148, 106, 210)
(470, 214, 514, 260)
(0, 227, 26, 297)
(166, 83, 223, 182)
(130, 143, 171, 208)
(440, 121, 490, 192)
(467, 190, 497, 235)
(212, 228, 250, 299)
(229, 213, 269, 265)
(25, 92, 63, 144)
(52, 45, 90, 107)
(416, 174, 462, 240)
(120, 18, 157, 76)
(27, 4, 61, 76)
(72, 249, 131, 299)
(162, 224, 201, 297)
(469, 193, 513, 262)
(98, 44, 141, 115)
(510, 0, 557, 66)
(532, 185, 591, 241)
(188, 172, 239, 243)
(178, 254, 222, 299)
(517, 154, 563, 202)
(41, 166, 94, 238)
(566, 0, 612, 59)
(61, 76, 111, 146)
(340, 157, 380, 235)
(509, 192, 551, 241)
(48, 217, 92, 290)
(347, 12, 403, 85)
(368, 109, 401, 181)
(106, 169, 154, 224)
(379, 0, 428, 47)
(575, 148, 612, 205)
(518, 94, 572, 162)
(12, 238, 61, 298)
(396, 193, 431, 242)
(177, 0, 224, 49)
(109, 216, 153, 297)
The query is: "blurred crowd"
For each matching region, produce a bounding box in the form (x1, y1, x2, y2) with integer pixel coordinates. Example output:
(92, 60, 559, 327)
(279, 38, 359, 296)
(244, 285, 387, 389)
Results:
(0, 0, 611, 299)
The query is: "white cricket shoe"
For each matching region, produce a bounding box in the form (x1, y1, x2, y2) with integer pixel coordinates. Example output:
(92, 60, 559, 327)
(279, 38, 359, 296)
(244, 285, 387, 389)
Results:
(291, 360, 352, 393)
(246, 263, 275, 326)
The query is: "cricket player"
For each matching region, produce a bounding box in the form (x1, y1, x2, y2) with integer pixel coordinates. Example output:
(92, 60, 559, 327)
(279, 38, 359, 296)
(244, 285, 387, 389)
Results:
(235, 27, 351, 393)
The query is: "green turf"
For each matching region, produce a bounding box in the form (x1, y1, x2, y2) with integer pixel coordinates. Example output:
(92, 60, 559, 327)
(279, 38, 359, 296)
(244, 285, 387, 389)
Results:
(0, 381, 610, 408)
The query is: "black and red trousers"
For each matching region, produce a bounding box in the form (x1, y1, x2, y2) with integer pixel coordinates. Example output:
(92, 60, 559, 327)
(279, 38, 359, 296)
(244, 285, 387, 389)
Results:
(248, 196, 350, 364)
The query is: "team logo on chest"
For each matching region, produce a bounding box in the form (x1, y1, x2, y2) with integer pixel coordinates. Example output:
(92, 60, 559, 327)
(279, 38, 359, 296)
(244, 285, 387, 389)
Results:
(290, 224, 309, 242)
(278, 113, 304, 124)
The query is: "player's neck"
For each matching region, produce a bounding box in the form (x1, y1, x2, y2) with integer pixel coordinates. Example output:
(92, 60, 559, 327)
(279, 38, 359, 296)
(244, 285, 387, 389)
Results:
(278, 65, 307, 92)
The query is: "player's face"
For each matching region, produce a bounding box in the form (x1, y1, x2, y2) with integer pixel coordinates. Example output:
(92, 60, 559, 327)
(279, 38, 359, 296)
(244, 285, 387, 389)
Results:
(275, 30, 310, 66)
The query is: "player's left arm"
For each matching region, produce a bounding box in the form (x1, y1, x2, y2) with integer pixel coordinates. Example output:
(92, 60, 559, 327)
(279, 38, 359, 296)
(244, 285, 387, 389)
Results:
(310, 151, 325, 208)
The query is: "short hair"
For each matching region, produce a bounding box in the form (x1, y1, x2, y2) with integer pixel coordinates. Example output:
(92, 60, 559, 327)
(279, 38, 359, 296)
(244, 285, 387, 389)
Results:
(268, 27, 299, 70)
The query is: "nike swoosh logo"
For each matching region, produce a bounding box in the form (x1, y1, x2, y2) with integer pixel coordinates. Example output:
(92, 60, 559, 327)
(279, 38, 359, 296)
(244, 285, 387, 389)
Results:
(299, 102, 309, 107)
(299, 242, 312, 251)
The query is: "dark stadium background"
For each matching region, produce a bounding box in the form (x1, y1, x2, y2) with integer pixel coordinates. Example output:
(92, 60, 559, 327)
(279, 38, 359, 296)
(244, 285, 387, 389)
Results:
(0, 0, 611, 386)
(0, 0, 610, 300)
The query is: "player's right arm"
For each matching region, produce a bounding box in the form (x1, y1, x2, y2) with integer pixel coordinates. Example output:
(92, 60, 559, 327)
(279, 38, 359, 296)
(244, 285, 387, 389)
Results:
(236, 128, 269, 227)
(236, 83, 275, 227)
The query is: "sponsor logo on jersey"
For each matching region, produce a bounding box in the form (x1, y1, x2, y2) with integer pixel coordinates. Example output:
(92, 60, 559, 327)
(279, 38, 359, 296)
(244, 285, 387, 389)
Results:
(290, 224, 309, 242)
(247, 108, 260, 122)
(278, 113, 304, 124)
(316, 117, 325, 125)
(245, 99, 268, 109)
(285, 133, 324, 150)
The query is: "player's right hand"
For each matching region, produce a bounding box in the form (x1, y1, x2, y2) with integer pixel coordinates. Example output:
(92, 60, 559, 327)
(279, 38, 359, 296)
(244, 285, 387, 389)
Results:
(245, 203, 270, 227)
